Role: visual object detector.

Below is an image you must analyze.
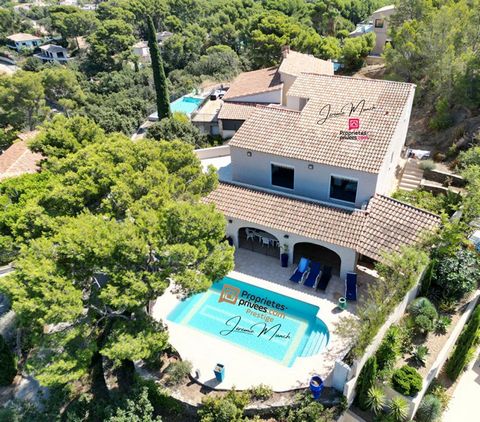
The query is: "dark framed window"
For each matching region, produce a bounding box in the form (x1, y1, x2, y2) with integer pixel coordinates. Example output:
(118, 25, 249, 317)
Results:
(221, 119, 244, 131)
(271, 164, 294, 189)
(330, 176, 357, 203)
(375, 18, 384, 28)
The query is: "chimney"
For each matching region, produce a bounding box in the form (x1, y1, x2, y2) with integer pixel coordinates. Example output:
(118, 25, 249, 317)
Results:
(281, 45, 290, 59)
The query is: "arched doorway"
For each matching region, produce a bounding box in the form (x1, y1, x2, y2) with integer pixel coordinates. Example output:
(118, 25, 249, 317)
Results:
(238, 227, 280, 258)
(293, 243, 341, 276)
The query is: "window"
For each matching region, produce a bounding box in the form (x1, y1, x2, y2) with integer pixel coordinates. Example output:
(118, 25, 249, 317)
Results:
(271, 164, 294, 189)
(375, 18, 384, 28)
(222, 119, 244, 131)
(330, 176, 357, 203)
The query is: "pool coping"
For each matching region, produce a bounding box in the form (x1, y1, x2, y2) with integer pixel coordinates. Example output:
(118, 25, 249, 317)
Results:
(151, 270, 356, 392)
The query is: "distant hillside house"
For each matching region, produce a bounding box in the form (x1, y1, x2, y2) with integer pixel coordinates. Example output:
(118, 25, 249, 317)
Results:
(156, 31, 173, 44)
(349, 4, 395, 55)
(34, 44, 69, 63)
(6, 33, 42, 51)
(132, 41, 150, 63)
(0, 132, 43, 181)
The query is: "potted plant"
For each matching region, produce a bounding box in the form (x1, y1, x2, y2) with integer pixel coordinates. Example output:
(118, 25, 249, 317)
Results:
(281, 244, 289, 267)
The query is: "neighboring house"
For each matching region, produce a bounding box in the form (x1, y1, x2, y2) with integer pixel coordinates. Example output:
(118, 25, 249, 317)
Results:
(156, 31, 173, 44)
(132, 41, 150, 63)
(213, 47, 334, 138)
(0, 132, 43, 181)
(349, 5, 395, 55)
(6, 33, 42, 51)
(34, 44, 69, 63)
(202, 73, 440, 278)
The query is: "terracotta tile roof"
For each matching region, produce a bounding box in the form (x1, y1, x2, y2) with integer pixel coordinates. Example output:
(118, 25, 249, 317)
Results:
(7, 33, 42, 42)
(205, 182, 440, 262)
(229, 73, 415, 173)
(223, 67, 282, 101)
(218, 102, 259, 121)
(0, 137, 43, 181)
(358, 195, 440, 261)
(279, 50, 334, 77)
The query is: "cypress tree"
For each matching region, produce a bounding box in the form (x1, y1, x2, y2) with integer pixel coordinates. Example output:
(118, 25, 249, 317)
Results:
(147, 16, 171, 120)
(356, 356, 378, 411)
(0, 335, 16, 386)
(446, 305, 480, 381)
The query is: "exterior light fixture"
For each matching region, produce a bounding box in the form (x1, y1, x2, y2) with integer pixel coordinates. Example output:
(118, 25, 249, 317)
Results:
(308, 164, 314, 170)
(284, 234, 289, 239)
(228, 219, 233, 223)
(246, 151, 252, 157)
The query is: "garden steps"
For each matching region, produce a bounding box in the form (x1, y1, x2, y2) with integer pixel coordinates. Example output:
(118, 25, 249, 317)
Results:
(399, 159, 424, 191)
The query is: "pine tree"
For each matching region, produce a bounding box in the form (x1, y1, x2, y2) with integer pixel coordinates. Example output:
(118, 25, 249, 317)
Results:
(0, 335, 16, 386)
(147, 15, 171, 120)
(356, 356, 378, 411)
(446, 306, 480, 380)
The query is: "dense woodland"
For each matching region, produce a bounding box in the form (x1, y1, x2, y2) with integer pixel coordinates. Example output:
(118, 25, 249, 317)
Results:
(0, 1, 479, 421)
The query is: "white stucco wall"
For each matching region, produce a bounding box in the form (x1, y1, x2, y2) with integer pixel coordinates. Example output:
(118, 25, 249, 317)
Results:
(371, 8, 395, 55)
(230, 147, 378, 208)
(225, 217, 358, 279)
(375, 89, 415, 195)
(225, 89, 282, 104)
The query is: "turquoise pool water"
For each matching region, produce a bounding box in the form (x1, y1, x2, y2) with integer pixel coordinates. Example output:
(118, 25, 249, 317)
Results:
(168, 277, 329, 367)
(170, 96, 203, 114)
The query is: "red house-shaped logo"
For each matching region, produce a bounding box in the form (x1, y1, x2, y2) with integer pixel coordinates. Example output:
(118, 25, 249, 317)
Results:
(348, 118, 360, 130)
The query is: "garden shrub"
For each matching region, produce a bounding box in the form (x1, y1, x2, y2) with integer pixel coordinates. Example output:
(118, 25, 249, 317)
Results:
(412, 345, 429, 366)
(387, 396, 408, 422)
(434, 315, 452, 334)
(391, 365, 423, 396)
(165, 360, 192, 386)
(376, 326, 401, 370)
(355, 356, 378, 410)
(198, 389, 249, 422)
(419, 160, 436, 171)
(0, 335, 16, 386)
(248, 383, 273, 401)
(428, 382, 450, 410)
(429, 98, 454, 130)
(434, 249, 480, 303)
(366, 386, 385, 415)
(446, 306, 480, 381)
(408, 297, 438, 334)
(278, 392, 336, 422)
(416, 394, 442, 422)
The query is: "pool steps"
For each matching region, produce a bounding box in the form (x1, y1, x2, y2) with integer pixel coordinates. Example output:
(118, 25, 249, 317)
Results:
(299, 329, 328, 357)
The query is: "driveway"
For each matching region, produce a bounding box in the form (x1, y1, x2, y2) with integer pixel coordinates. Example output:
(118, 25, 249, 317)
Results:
(0, 63, 19, 75)
(442, 348, 480, 421)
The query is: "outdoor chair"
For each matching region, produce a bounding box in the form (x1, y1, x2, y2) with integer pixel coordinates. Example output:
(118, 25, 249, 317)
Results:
(303, 262, 322, 288)
(345, 272, 357, 301)
(316, 266, 332, 291)
(289, 257, 310, 283)
(245, 228, 257, 242)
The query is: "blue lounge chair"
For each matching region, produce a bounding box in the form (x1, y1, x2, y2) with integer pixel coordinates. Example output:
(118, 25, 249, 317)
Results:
(345, 272, 357, 301)
(303, 262, 322, 288)
(316, 266, 332, 291)
(289, 257, 310, 283)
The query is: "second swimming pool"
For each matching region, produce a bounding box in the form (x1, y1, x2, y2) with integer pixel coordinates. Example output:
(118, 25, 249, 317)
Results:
(168, 277, 330, 367)
(170, 95, 203, 114)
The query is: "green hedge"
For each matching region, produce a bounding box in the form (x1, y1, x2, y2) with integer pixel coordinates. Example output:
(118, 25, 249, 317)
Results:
(446, 305, 480, 381)
(355, 356, 378, 411)
(391, 365, 423, 396)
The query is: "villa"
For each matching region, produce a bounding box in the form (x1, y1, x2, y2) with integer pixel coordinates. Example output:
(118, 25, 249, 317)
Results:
(34, 44, 69, 63)
(153, 63, 440, 392)
(6, 33, 42, 51)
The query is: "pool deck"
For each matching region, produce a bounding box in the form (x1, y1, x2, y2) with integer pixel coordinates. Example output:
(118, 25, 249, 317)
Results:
(152, 249, 376, 391)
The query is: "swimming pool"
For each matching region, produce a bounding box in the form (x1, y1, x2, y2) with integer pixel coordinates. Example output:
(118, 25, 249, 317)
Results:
(170, 95, 203, 114)
(168, 277, 330, 367)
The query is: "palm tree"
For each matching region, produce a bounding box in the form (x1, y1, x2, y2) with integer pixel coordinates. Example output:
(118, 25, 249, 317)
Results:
(366, 386, 386, 415)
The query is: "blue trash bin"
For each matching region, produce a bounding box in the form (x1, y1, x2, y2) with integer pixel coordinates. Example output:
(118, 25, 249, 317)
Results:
(214, 363, 225, 382)
(309, 375, 324, 400)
